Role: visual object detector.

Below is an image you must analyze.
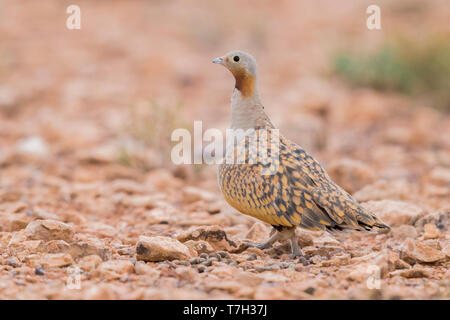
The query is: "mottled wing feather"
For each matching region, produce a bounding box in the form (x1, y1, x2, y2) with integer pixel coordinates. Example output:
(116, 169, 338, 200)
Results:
(218, 128, 389, 231)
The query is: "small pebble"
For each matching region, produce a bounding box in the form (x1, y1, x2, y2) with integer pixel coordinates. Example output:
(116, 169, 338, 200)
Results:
(189, 258, 200, 265)
(117, 248, 133, 255)
(254, 265, 266, 273)
(208, 253, 220, 260)
(202, 259, 212, 267)
(304, 287, 315, 295)
(199, 253, 209, 259)
(271, 264, 281, 270)
(34, 267, 45, 276)
(217, 251, 229, 259)
(297, 256, 310, 266)
(5, 257, 20, 268)
(247, 253, 258, 261)
(294, 264, 304, 272)
(197, 265, 206, 273)
(162, 260, 174, 266)
(310, 256, 322, 265)
(157, 263, 169, 269)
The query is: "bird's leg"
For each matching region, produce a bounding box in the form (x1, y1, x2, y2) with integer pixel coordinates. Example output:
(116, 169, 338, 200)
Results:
(247, 228, 281, 250)
(247, 226, 303, 258)
(273, 227, 303, 258)
(289, 230, 303, 258)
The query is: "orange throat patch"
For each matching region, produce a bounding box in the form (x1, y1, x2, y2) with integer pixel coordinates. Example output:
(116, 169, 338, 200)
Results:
(232, 69, 255, 98)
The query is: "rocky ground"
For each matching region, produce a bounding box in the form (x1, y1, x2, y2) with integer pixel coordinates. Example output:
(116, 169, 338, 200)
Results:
(0, 0, 449, 299)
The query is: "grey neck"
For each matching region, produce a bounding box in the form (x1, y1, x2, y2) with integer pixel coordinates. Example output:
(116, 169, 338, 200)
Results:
(230, 88, 268, 130)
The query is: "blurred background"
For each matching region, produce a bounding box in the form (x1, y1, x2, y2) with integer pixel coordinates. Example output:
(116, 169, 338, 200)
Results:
(0, 0, 449, 299)
(1, 0, 449, 204)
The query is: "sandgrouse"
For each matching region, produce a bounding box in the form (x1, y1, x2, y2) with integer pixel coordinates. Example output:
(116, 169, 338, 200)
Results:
(212, 50, 390, 258)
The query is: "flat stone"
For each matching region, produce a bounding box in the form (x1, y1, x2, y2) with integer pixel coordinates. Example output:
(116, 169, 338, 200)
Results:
(41, 253, 74, 268)
(400, 239, 446, 264)
(25, 220, 74, 243)
(136, 235, 194, 262)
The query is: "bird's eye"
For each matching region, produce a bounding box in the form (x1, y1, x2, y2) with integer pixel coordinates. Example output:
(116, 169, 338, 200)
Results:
(233, 56, 240, 62)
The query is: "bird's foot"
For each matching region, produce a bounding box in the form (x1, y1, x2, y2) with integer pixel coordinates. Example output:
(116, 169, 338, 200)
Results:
(288, 252, 303, 259)
(288, 241, 303, 259)
(289, 234, 303, 259)
(245, 229, 281, 251)
(246, 242, 270, 250)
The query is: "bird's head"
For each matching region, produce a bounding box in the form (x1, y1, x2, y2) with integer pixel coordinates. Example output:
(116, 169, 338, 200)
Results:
(212, 50, 258, 98)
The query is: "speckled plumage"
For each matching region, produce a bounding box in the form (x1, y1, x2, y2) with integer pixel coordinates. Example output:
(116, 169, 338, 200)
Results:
(218, 130, 388, 232)
(213, 50, 389, 256)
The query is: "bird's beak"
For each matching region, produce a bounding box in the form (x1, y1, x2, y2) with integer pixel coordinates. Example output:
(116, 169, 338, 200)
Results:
(212, 57, 224, 65)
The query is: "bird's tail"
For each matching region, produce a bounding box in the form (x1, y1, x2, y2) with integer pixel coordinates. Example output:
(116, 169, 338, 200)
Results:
(352, 203, 391, 233)
(333, 192, 390, 233)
